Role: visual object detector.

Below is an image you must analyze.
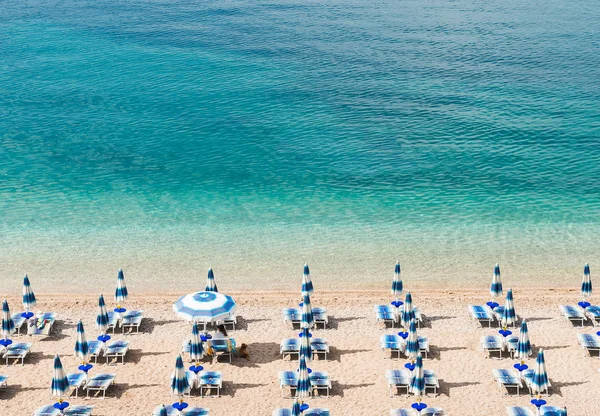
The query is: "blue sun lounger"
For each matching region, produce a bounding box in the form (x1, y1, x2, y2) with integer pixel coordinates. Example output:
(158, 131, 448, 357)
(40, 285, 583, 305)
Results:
(87, 340, 104, 364)
(207, 338, 236, 363)
(198, 371, 222, 397)
(385, 369, 411, 397)
(280, 338, 300, 359)
(312, 307, 329, 329)
(0, 375, 7, 388)
(468, 305, 495, 327)
(278, 370, 331, 398)
(559, 305, 586, 327)
(273, 410, 329, 416)
(67, 372, 87, 397)
(33, 405, 94, 416)
(2, 342, 32, 365)
(585, 305, 600, 326)
(380, 334, 405, 359)
(506, 407, 535, 416)
(577, 332, 600, 357)
(152, 405, 209, 416)
(121, 310, 144, 333)
(104, 340, 130, 364)
(482, 335, 505, 358)
(522, 368, 551, 395)
(375, 305, 398, 328)
(540, 406, 567, 416)
(283, 308, 302, 327)
(86, 373, 116, 398)
(106, 311, 120, 333)
(492, 369, 523, 395)
(311, 337, 329, 360)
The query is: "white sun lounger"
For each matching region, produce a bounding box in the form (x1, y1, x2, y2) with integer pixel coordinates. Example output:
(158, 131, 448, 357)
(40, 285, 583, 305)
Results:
(11, 313, 26, 335)
(0, 375, 7, 388)
(424, 369, 440, 396)
(559, 305, 586, 327)
(375, 305, 398, 327)
(380, 334, 405, 359)
(198, 371, 222, 397)
(280, 338, 300, 359)
(493, 369, 523, 395)
(482, 335, 505, 359)
(469, 305, 495, 327)
(585, 306, 600, 326)
(121, 310, 144, 333)
(2, 342, 32, 365)
(278, 370, 331, 398)
(540, 406, 567, 416)
(106, 311, 121, 333)
(67, 372, 87, 398)
(207, 338, 236, 363)
(88, 340, 104, 363)
(33, 405, 94, 416)
(152, 405, 209, 416)
(216, 314, 237, 331)
(86, 373, 116, 398)
(311, 337, 329, 360)
(522, 369, 551, 395)
(577, 332, 600, 357)
(283, 308, 302, 327)
(27, 313, 57, 336)
(391, 409, 444, 416)
(385, 369, 411, 397)
(278, 370, 298, 398)
(104, 340, 130, 365)
(313, 307, 329, 329)
(506, 407, 535, 416)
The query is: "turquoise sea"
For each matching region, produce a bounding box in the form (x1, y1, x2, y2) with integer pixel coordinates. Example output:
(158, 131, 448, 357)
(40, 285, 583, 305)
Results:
(1, 0, 599, 291)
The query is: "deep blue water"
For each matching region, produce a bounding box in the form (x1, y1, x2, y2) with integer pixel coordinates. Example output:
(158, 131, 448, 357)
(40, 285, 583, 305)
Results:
(0, 0, 599, 288)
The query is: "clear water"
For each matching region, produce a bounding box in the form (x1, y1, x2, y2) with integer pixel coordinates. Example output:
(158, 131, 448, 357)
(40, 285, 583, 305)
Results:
(1, 0, 599, 291)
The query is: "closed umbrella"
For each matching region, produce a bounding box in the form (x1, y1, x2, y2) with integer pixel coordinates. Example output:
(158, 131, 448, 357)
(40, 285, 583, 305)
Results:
(115, 268, 128, 314)
(301, 292, 314, 329)
(1, 299, 14, 347)
(515, 320, 532, 360)
(502, 288, 516, 328)
(409, 352, 425, 398)
(189, 323, 205, 364)
(22, 275, 36, 319)
(392, 262, 403, 299)
(296, 354, 310, 398)
(490, 264, 503, 305)
(302, 264, 313, 295)
(405, 318, 419, 361)
(581, 263, 592, 302)
(96, 294, 111, 343)
(531, 349, 549, 396)
(51, 354, 70, 411)
(291, 398, 302, 416)
(74, 320, 90, 363)
(205, 268, 218, 292)
(300, 327, 312, 361)
(171, 354, 190, 404)
(401, 292, 415, 328)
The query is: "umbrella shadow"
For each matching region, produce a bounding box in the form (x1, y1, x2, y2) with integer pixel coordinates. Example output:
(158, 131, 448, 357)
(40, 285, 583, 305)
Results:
(230, 317, 269, 331)
(525, 317, 553, 323)
(427, 346, 467, 360)
(127, 349, 170, 365)
(227, 381, 265, 397)
(331, 381, 372, 397)
(141, 318, 180, 334)
(421, 315, 456, 328)
(533, 345, 569, 354)
(26, 351, 55, 364)
(0, 384, 46, 399)
(328, 348, 371, 362)
(235, 342, 280, 365)
(108, 382, 161, 399)
(438, 381, 481, 397)
(550, 380, 589, 397)
(327, 316, 365, 330)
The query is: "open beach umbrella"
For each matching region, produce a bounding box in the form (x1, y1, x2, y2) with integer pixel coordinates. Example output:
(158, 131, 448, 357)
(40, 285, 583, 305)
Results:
(205, 268, 218, 292)
(401, 292, 415, 328)
(51, 354, 69, 402)
(582, 263, 592, 299)
(300, 327, 312, 361)
(302, 263, 313, 295)
(22, 275, 37, 317)
(75, 320, 90, 364)
(296, 354, 311, 398)
(115, 268, 128, 304)
(96, 294, 109, 334)
(2, 300, 15, 340)
(189, 323, 205, 363)
(405, 318, 419, 361)
(490, 264, 503, 299)
(392, 262, 403, 299)
(409, 352, 425, 398)
(291, 398, 302, 416)
(173, 291, 236, 323)
(515, 320, 532, 360)
(531, 349, 549, 396)
(301, 292, 314, 329)
(502, 288, 516, 328)
(171, 354, 190, 398)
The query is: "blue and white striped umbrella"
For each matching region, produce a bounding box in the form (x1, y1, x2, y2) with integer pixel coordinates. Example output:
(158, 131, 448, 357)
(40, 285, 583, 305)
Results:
(291, 398, 302, 416)
(173, 291, 236, 323)
(96, 294, 109, 334)
(409, 352, 425, 398)
(531, 349, 549, 396)
(115, 268, 128, 304)
(401, 291, 415, 328)
(301, 292, 314, 329)
(157, 405, 168, 416)
(405, 318, 419, 360)
(392, 262, 403, 298)
(302, 263, 313, 295)
(51, 354, 69, 400)
(2, 299, 15, 338)
(582, 263, 592, 299)
(22, 275, 37, 312)
(205, 268, 218, 292)
(171, 354, 190, 398)
(296, 354, 311, 398)
(490, 264, 503, 298)
(515, 320, 532, 360)
(75, 320, 90, 363)
(189, 323, 205, 362)
(300, 327, 312, 361)
(502, 288, 516, 328)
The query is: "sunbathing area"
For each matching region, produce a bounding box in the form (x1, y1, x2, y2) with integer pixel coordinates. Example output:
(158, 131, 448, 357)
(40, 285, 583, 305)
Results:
(0, 265, 594, 415)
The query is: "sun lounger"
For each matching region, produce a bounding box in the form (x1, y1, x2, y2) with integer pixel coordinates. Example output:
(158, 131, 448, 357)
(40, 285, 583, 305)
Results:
(107, 311, 120, 333)
(375, 305, 398, 328)
(278, 370, 298, 398)
(283, 308, 302, 327)
(482, 335, 505, 358)
(152, 405, 209, 416)
(278, 370, 331, 398)
(11, 313, 26, 335)
(88, 340, 104, 364)
(27, 313, 56, 336)
(585, 305, 600, 326)
(522, 368, 551, 395)
(577, 332, 600, 357)
(424, 369, 440, 396)
(313, 307, 329, 329)
(0, 375, 7, 388)
(86, 373, 116, 398)
(280, 338, 300, 359)
(418, 336, 430, 358)
(207, 338, 236, 363)
(198, 370, 222, 397)
(67, 372, 87, 398)
(469, 305, 495, 327)
(391, 409, 444, 416)
(33, 405, 94, 416)
(493, 369, 523, 395)
(413, 307, 424, 328)
(216, 314, 237, 331)
(492, 306, 519, 327)
(506, 407, 535, 416)
(121, 310, 144, 333)
(540, 406, 567, 416)
(104, 340, 130, 365)
(273, 410, 329, 416)
(505, 335, 519, 358)
(559, 305, 586, 327)
(381, 334, 405, 359)
(310, 371, 331, 397)
(385, 369, 411, 397)
(2, 342, 32, 365)
(311, 337, 329, 360)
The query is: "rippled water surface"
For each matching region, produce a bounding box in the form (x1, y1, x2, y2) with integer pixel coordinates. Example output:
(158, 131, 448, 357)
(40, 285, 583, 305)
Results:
(1, 0, 599, 289)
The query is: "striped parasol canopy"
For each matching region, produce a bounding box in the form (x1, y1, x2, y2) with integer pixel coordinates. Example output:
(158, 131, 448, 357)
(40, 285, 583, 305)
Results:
(189, 323, 205, 363)
(401, 291, 415, 328)
(582, 263, 592, 299)
(296, 354, 311, 398)
(490, 264, 503, 298)
(74, 320, 90, 364)
(291, 398, 302, 416)
(515, 320, 532, 360)
(2, 299, 15, 339)
(22, 275, 37, 313)
(51, 354, 69, 400)
(301, 292, 314, 329)
(115, 268, 128, 304)
(531, 349, 549, 396)
(409, 352, 425, 398)
(405, 318, 419, 361)
(392, 262, 403, 298)
(502, 288, 516, 328)
(96, 294, 109, 334)
(173, 291, 236, 323)
(302, 264, 313, 295)
(300, 327, 312, 361)
(171, 354, 190, 398)
(205, 268, 218, 292)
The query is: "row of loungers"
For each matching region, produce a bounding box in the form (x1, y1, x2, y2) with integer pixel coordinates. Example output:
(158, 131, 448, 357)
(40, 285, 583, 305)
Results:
(182, 338, 238, 363)
(380, 334, 430, 359)
(283, 307, 329, 329)
(374, 305, 423, 328)
(507, 406, 567, 416)
(177, 370, 223, 397)
(152, 406, 209, 416)
(278, 370, 331, 398)
(280, 338, 330, 360)
(468, 305, 520, 328)
(385, 369, 439, 397)
(560, 305, 600, 327)
(492, 368, 551, 396)
(33, 405, 94, 416)
(480, 335, 526, 359)
(9, 312, 57, 337)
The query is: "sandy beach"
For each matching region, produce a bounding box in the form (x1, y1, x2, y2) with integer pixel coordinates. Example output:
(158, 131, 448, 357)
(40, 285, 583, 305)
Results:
(0, 287, 595, 415)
